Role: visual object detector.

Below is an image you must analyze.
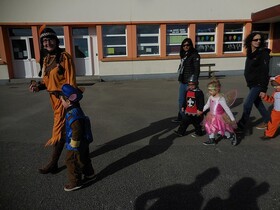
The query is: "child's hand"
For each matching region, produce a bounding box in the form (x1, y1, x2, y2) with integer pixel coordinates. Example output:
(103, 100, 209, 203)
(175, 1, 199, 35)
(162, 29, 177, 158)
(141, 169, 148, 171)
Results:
(181, 107, 185, 113)
(29, 80, 39, 92)
(197, 110, 203, 115)
(70, 139, 80, 148)
(259, 92, 266, 99)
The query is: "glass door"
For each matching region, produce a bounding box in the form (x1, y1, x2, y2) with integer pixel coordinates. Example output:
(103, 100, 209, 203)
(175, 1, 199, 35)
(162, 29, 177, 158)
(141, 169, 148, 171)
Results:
(10, 37, 38, 78)
(73, 36, 92, 76)
(72, 28, 93, 76)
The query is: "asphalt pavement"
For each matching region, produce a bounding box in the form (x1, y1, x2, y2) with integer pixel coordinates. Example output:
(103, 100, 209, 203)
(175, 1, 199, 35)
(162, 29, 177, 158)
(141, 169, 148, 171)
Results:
(0, 75, 279, 210)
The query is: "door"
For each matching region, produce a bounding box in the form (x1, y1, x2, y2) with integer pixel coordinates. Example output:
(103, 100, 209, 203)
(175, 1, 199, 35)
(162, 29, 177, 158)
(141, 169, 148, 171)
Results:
(10, 37, 38, 78)
(73, 36, 92, 76)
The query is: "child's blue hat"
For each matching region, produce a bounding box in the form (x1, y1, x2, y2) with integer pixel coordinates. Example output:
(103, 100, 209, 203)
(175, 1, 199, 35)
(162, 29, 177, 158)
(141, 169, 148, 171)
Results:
(61, 84, 83, 102)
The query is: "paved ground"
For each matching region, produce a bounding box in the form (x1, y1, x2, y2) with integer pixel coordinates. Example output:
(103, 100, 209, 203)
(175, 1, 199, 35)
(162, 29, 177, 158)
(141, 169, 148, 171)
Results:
(0, 75, 280, 210)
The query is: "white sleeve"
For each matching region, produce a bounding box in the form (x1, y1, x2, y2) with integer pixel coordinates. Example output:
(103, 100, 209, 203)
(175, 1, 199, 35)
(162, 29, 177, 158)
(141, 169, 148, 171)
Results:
(203, 97, 211, 112)
(219, 97, 235, 121)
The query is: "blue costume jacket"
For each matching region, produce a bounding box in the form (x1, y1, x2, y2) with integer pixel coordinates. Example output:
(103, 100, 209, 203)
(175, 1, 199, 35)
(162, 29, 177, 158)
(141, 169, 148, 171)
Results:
(65, 105, 86, 151)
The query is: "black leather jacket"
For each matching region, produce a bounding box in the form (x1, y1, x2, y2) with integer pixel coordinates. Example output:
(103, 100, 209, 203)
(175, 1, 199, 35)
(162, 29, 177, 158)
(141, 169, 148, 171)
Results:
(244, 48, 271, 92)
(178, 48, 200, 84)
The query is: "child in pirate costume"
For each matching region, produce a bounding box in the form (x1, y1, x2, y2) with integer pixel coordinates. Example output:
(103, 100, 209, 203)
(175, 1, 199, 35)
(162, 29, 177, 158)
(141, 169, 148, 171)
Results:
(174, 75, 205, 137)
(60, 84, 95, 191)
(29, 27, 77, 174)
(259, 75, 280, 140)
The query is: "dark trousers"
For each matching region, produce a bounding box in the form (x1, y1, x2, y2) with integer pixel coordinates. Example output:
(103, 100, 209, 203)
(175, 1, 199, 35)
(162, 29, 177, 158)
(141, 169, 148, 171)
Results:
(238, 86, 270, 129)
(65, 143, 94, 185)
(177, 114, 203, 135)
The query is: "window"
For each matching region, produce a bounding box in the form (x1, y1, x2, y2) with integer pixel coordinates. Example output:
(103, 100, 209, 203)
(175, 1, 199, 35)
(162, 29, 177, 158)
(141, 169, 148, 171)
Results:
(166, 24, 188, 55)
(196, 24, 216, 53)
(50, 26, 65, 49)
(9, 28, 32, 36)
(223, 24, 243, 53)
(72, 28, 88, 36)
(252, 23, 270, 47)
(102, 25, 127, 57)
(72, 28, 89, 58)
(8, 28, 35, 60)
(137, 25, 160, 56)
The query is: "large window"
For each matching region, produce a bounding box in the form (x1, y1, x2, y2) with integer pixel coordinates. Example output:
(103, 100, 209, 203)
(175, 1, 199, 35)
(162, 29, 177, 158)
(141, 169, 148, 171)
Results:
(166, 24, 188, 55)
(9, 28, 32, 36)
(9, 28, 35, 60)
(196, 24, 216, 53)
(102, 25, 127, 57)
(50, 26, 65, 49)
(72, 28, 89, 58)
(223, 24, 243, 53)
(137, 25, 160, 56)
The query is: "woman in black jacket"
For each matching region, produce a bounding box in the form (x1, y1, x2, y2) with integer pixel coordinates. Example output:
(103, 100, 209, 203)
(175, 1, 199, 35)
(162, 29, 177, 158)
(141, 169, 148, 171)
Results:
(237, 32, 271, 131)
(172, 38, 200, 123)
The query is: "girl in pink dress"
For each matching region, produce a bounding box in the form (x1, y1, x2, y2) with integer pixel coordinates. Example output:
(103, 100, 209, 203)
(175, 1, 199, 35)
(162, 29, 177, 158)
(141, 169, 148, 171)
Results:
(202, 80, 238, 146)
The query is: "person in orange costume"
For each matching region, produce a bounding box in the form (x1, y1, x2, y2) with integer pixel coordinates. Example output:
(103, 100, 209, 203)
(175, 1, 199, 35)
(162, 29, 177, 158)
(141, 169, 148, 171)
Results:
(29, 27, 77, 174)
(259, 75, 280, 140)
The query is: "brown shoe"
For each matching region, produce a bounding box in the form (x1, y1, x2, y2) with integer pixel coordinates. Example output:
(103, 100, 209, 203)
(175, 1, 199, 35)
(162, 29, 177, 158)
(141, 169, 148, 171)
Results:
(256, 122, 267, 130)
(64, 183, 82, 192)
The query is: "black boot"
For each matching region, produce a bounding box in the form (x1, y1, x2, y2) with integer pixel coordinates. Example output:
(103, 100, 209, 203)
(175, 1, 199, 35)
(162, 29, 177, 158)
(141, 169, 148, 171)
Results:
(39, 140, 65, 174)
(228, 133, 238, 146)
(203, 138, 216, 146)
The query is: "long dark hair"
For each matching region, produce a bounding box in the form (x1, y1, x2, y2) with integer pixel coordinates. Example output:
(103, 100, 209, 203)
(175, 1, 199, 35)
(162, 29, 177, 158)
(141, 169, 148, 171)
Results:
(179, 38, 194, 58)
(244, 32, 266, 55)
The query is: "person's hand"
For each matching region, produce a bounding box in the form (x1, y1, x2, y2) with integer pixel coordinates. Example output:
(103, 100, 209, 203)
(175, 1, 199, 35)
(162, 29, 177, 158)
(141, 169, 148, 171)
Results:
(181, 107, 185, 113)
(259, 92, 266, 99)
(70, 139, 80, 148)
(197, 110, 203, 115)
(29, 80, 39, 92)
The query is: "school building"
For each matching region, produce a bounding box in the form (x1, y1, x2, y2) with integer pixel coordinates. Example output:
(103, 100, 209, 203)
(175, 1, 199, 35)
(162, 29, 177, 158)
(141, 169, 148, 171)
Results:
(0, 1, 279, 83)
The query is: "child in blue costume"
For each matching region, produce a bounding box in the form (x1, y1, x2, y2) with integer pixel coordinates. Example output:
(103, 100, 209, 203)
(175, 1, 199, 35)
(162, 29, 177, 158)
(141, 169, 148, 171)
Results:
(60, 84, 95, 191)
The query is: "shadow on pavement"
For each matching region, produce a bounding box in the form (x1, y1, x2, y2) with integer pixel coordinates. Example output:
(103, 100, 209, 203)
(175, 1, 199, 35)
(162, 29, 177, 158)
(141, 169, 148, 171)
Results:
(93, 129, 178, 182)
(134, 167, 220, 210)
(204, 177, 269, 210)
(90, 117, 178, 158)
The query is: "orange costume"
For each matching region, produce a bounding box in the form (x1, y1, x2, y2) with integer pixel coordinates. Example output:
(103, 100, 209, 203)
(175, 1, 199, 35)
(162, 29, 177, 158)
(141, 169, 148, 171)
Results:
(31, 27, 77, 174)
(42, 52, 77, 145)
(262, 75, 280, 138)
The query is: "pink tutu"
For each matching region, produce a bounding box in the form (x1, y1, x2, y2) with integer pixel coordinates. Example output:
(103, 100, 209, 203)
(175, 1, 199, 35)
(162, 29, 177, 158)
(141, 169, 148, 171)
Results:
(203, 112, 236, 135)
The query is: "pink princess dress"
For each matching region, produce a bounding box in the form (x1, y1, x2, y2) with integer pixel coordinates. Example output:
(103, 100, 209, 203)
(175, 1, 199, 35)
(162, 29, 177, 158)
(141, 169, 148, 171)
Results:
(203, 95, 237, 135)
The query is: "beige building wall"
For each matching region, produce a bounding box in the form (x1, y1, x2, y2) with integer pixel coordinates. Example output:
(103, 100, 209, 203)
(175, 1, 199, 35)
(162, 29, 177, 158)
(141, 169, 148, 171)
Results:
(0, 0, 278, 23)
(99, 57, 246, 77)
(0, 0, 278, 79)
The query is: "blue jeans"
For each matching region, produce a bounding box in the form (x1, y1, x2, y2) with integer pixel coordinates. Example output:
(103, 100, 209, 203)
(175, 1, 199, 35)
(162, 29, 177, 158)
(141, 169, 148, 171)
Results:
(177, 82, 188, 119)
(238, 86, 270, 128)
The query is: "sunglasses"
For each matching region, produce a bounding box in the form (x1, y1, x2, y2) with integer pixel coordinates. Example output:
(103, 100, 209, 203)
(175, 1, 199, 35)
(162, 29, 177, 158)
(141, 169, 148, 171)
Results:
(252, 38, 261, 42)
(183, 44, 190, 47)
